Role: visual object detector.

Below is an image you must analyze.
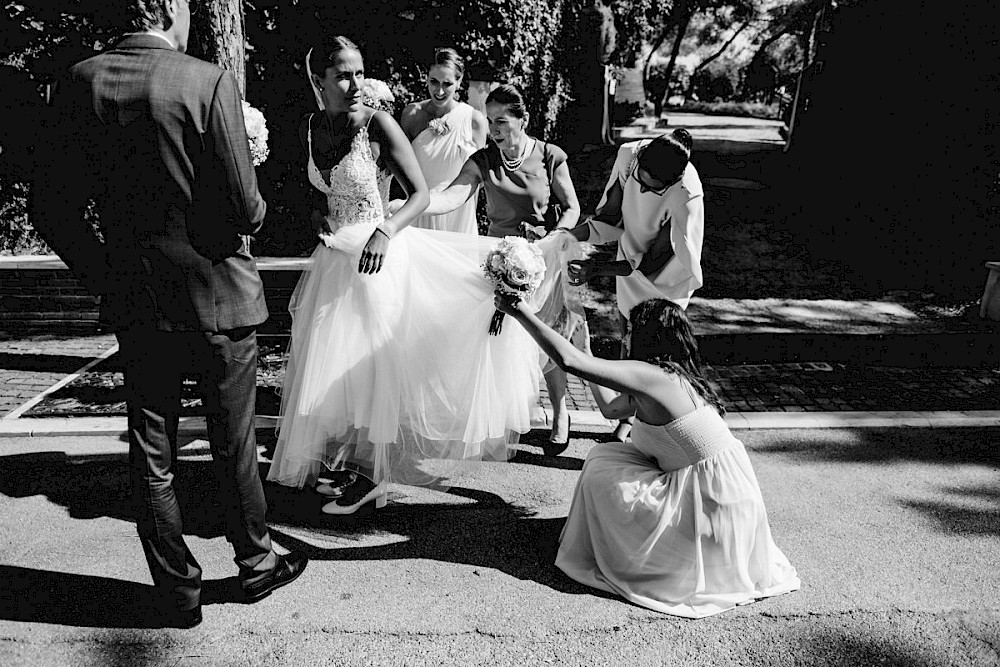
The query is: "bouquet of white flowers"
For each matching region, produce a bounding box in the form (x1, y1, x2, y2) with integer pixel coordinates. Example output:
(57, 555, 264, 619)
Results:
(241, 100, 269, 166)
(483, 236, 546, 335)
(361, 78, 396, 114)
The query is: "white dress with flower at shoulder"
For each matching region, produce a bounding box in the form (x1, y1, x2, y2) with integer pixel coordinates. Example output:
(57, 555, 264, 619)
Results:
(267, 117, 548, 497)
(556, 404, 800, 617)
(411, 102, 480, 234)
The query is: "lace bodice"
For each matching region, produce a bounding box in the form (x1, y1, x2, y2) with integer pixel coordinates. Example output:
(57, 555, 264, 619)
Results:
(307, 115, 392, 231)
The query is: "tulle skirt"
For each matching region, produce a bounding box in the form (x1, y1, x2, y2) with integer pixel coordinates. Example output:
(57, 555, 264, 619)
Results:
(267, 221, 566, 495)
(556, 430, 800, 617)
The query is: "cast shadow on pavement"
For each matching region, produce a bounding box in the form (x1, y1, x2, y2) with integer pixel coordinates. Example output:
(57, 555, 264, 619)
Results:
(0, 452, 607, 618)
(0, 453, 252, 539)
(749, 428, 1000, 537)
(263, 479, 603, 598)
(0, 566, 240, 629)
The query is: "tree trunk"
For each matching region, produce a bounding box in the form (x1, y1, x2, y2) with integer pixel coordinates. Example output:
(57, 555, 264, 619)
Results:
(642, 0, 691, 114)
(190, 0, 246, 97)
(656, 7, 695, 116)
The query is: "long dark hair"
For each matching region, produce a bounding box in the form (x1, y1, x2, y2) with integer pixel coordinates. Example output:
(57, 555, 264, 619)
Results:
(637, 128, 693, 185)
(628, 298, 725, 415)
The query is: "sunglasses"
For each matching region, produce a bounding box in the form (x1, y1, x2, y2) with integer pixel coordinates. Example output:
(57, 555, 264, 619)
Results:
(632, 166, 671, 195)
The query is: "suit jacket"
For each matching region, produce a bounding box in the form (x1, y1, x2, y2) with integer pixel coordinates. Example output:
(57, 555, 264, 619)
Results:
(30, 34, 268, 332)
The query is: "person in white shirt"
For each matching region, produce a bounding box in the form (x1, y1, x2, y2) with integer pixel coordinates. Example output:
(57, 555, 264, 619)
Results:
(560, 128, 704, 440)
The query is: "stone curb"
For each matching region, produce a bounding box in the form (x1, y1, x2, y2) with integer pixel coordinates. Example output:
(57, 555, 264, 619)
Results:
(0, 410, 614, 438)
(4, 410, 1000, 438)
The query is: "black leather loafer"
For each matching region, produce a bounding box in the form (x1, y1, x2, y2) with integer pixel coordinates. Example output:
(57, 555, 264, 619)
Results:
(241, 552, 309, 602)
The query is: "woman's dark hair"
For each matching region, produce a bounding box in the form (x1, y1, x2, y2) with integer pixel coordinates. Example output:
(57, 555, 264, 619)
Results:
(485, 83, 528, 119)
(637, 128, 693, 185)
(628, 298, 725, 415)
(309, 36, 361, 78)
(432, 47, 465, 80)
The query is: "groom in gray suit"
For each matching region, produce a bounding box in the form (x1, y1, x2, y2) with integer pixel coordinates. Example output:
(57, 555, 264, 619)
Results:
(30, 0, 306, 628)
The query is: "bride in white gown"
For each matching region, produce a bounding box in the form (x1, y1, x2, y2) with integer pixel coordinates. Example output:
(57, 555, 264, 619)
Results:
(267, 37, 572, 515)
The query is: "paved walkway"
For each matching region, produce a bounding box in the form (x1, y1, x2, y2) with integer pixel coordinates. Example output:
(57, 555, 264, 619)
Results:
(2, 316, 999, 436)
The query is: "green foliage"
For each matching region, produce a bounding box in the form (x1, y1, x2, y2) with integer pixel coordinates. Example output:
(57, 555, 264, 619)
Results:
(669, 99, 779, 119)
(608, 0, 674, 68)
(0, 181, 49, 255)
(3, 0, 597, 256)
(687, 60, 740, 101)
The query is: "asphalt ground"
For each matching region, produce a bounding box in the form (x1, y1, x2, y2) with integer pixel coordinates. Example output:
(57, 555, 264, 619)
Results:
(0, 426, 997, 666)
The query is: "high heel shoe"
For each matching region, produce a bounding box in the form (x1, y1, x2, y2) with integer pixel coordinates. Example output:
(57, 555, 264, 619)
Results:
(543, 414, 571, 457)
(321, 481, 387, 515)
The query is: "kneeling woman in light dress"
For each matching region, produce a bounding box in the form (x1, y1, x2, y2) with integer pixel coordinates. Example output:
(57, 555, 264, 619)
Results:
(267, 37, 548, 514)
(495, 295, 800, 617)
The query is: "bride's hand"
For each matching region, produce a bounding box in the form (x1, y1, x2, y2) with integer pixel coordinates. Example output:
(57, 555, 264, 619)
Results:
(359, 229, 389, 274)
(493, 291, 523, 316)
(311, 209, 330, 237)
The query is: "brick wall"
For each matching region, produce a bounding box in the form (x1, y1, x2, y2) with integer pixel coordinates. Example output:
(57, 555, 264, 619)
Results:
(0, 256, 309, 333)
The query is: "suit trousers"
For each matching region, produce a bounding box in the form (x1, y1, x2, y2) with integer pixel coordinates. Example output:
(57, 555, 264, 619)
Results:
(117, 326, 275, 611)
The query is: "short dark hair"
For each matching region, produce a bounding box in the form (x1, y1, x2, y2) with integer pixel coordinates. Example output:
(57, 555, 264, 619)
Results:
(125, 0, 172, 32)
(432, 47, 465, 80)
(485, 83, 528, 119)
(309, 36, 362, 79)
(638, 128, 693, 184)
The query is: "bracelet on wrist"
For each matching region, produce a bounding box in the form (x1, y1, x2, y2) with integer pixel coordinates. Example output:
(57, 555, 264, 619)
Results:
(375, 223, 392, 240)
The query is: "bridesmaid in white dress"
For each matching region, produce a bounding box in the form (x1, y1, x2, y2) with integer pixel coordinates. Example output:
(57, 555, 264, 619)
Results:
(401, 48, 486, 234)
(494, 294, 800, 618)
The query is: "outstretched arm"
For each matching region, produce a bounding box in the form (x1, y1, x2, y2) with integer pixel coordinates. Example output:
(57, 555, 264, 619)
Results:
(550, 161, 581, 231)
(496, 295, 666, 400)
(561, 155, 627, 245)
(420, 158, 484, 215)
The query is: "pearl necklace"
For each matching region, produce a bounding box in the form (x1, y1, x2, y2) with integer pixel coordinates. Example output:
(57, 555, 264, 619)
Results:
(500, 138, 534, 171)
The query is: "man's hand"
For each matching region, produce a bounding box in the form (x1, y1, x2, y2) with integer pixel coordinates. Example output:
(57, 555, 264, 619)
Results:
(521, 221, 548, 241)
(359, 229, 389, 274)
(567, 258, 597, 286)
